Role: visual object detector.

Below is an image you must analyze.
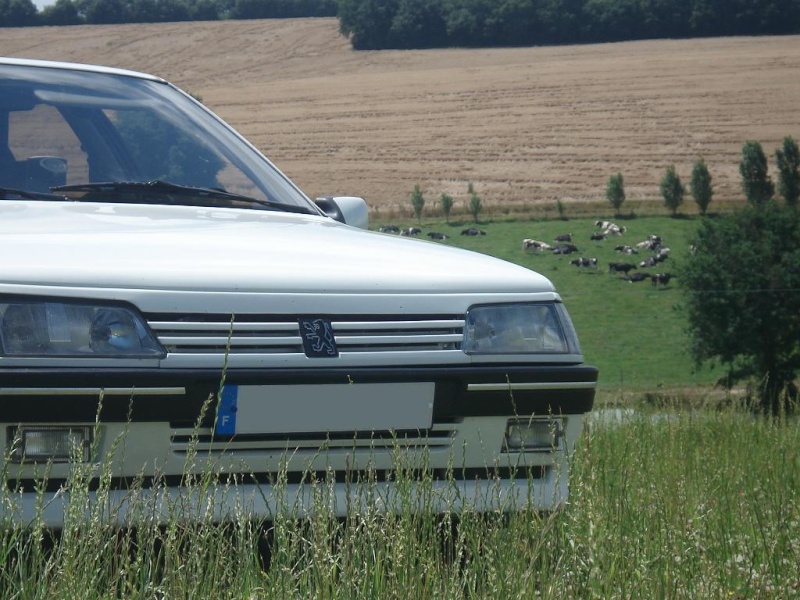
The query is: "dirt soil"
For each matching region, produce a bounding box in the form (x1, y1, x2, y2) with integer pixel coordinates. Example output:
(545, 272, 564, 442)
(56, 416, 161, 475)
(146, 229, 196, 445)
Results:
(2, 19, 799, 216)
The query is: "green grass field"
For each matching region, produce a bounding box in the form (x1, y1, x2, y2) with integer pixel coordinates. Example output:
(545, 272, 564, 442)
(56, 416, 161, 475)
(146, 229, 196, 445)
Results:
(374, 212, 726, 400)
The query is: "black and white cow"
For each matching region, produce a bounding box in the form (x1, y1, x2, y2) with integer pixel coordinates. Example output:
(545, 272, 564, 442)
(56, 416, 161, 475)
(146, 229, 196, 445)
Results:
(522, 239, 552, 251)
(570, 257, 598, 270)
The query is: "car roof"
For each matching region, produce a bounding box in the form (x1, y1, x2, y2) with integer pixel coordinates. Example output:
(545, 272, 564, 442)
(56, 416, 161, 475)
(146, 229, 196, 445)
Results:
(0, 56, 165, 83)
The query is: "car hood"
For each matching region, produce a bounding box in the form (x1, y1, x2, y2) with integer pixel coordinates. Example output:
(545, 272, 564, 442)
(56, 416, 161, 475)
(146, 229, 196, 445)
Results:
(0, 201, 555, 295)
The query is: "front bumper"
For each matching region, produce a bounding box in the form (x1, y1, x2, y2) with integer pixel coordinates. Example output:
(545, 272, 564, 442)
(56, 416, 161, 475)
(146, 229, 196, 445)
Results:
(0, 364, 596, 526)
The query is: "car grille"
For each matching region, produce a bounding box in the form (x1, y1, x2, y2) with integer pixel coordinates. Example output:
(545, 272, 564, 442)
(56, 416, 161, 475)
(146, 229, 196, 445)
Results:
(169, 424, 457, 455)
(146, 314, 465, 355)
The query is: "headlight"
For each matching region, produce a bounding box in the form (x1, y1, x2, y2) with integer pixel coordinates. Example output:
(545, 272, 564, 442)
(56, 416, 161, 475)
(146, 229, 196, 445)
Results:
(0, 298, 165, 358)
(463, 302, 581, 355)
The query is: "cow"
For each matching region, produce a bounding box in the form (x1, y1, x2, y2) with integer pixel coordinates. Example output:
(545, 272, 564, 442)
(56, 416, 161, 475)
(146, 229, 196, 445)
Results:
(570, 257, 598, 270)
(522, 239, 551, 251)
(590, 232, 607, 241)
(615, 245, 638, 254)
(427, 232, 448, 240)
(400, 227, 422, 236)
(553, 243, 579, 255)
(554, 233, 573, 242)
(640, 257, 657, 268)
(651, 273, 675, 288)
(379, 225, 400, 233)
(636, 235, 663, 250)
(623, 272, 650, 283)
(608, 261, 637, 274)
(596, 221, 626, 235)
(605, 224, 627, 235)
(461, 228, 486, 236)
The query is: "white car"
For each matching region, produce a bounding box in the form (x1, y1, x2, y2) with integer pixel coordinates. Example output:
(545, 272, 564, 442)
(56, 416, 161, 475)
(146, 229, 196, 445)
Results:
(0, 57, 597, 526)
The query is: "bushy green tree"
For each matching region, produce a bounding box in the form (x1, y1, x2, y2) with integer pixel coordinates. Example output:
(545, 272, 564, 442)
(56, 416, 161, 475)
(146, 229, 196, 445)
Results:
(739, 140, 774, 205)
(690, 158, 713, 216)
(605, 172, 625, 215)
(439, 192, 454, 223)
(680, 201, 800, 413)
(659, 164, 685, 216)
(776, 135, 800, 207)
(386, 0, 446, 48)
(338, 0, 399, 50)
(410, 184, 425, 224)
(0, 0, 38, 26)
(40, 0, 82, 25)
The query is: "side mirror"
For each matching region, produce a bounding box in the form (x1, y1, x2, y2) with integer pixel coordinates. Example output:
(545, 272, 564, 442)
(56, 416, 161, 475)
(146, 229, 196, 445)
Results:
(314, 196, 369, 230)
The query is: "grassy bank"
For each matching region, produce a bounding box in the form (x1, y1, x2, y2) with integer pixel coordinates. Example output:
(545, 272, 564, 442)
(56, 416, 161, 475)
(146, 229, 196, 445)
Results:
(2, 404, 798, 598)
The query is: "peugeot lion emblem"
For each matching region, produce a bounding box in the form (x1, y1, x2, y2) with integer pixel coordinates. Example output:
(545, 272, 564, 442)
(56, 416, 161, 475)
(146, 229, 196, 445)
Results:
(299, 318, 339, 358)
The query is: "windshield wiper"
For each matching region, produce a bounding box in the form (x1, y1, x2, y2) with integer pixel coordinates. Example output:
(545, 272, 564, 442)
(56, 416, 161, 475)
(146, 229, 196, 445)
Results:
(0, 186, 70, 201)
(52, 180, 316, 215)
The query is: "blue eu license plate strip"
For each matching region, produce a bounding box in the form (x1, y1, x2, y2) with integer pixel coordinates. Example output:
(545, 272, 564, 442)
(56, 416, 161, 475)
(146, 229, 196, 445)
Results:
(215, 385, 238, 435)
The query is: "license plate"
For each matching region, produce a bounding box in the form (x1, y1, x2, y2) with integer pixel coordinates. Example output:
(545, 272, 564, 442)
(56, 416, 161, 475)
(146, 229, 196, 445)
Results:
(215, 382, 435, 436)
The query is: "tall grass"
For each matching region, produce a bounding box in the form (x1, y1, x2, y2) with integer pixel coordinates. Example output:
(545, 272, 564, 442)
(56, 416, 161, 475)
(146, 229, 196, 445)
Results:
(2, 404, 798, 598)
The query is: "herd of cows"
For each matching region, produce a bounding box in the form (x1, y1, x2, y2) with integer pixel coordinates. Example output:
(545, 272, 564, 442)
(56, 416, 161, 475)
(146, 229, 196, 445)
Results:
(377, 220, 675, 288)
(522, 221, 675, 287)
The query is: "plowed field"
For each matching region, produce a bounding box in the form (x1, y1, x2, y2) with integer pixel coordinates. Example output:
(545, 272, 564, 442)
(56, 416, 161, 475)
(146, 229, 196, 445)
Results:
(2, 19, 799, 217)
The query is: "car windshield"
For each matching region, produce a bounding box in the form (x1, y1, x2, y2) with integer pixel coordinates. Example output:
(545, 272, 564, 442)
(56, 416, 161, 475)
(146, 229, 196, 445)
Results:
(0, 62, 319, 214)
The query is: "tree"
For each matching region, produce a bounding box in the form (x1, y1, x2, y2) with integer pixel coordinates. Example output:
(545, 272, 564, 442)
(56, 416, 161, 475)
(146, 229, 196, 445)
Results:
(739, 140, 774, 205)
(409, 184, 425, 224)
(605, 172, 625, 215)
(439, 192, 454, 223)
(680, 201, 800, 413)
(338, 0, 399, 50)
(40, 0, 82, 25)
(79, 0, 130, 23)
(659, 164, 685, 216)
(0, 0, 38, 26)
(776, 135, 800, 207)
(467, 182, 482, 222)
(690, 158, 713, 216)
(387, 0, 446, 48)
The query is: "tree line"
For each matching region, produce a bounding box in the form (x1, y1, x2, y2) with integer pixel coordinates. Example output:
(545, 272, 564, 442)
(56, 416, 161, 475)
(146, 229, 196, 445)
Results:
(604, 137, 800, 218)
(337, 0, 799, 50)
(2, 0, 799, 46)
(0, 0, 336, 27)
